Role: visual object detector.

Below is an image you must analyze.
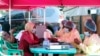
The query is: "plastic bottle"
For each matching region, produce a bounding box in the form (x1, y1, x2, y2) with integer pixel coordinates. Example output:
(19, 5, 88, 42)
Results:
(43, 38, 50, 49)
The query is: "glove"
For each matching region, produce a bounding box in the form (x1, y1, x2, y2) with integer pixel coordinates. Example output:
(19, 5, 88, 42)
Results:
(74, 38, 81, 45)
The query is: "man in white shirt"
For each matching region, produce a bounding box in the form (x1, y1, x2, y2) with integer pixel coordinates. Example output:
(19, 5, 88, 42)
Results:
(15, 30, 24, 41)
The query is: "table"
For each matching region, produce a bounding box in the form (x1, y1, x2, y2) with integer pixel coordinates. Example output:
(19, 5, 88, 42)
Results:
(30, 47, 77, 56)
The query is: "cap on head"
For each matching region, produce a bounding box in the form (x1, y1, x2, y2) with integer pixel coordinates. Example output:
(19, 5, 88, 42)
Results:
(66, 20, 75, 29)
(85, 19, 96, 32)
(61, 20, 67, 27)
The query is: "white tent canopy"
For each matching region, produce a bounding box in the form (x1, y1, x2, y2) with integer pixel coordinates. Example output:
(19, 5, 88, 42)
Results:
(64, 7, 92, 17)
(32, 6, 61, 23)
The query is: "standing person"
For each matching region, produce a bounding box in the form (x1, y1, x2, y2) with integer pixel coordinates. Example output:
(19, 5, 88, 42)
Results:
(74, 19, 100, 55)
(18, 22, 40, 56)
(2, 21, 16, 43)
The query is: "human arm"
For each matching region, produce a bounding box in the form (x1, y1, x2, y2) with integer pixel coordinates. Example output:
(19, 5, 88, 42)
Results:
(23, 32, 40, 45)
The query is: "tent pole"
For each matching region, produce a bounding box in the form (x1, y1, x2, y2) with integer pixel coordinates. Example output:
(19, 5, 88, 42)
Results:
(9, 0, 11, 30)
(28, 10, 31, 22)
(43, 7, 46, 25)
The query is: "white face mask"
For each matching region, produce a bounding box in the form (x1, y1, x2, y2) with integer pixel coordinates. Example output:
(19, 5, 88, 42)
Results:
(32, 29, 36, 33)
(65, 28, 69, 32)
(84, 32, 90, 37)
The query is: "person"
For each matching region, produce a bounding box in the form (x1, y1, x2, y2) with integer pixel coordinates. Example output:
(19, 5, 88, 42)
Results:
(55, 20, 67, 37)
(53, 23, 59, 34)
(2, 21, 16, 43)
(44, 23, 58, 42)
(44, 24, 53, 39)
(15, 20, 27, 42)
(43, 24, 58, 56)
(15, 30, 24, 41)
(18, 22, 40, 56)
(56, 20, 82, 47)
(74, 19, 100, 55)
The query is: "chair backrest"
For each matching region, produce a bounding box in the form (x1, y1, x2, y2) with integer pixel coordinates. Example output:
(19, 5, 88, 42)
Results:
(0, 37, 23, 56)
(4, 40, 18, 49)
(80, 34, 85, 40)
(7, 49, 23, 56)
(0, 36, 3, 52)
(0, 36, 7, 56)
(36, 25, 46, 38)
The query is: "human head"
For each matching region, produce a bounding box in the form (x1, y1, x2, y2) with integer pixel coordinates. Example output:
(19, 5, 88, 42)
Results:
(60, 20, 67, 28)
(85, 19, 96, 33)
(65, 20, 75, 31)
(25, 22, 36, 33)
(2, 31, 10, 40)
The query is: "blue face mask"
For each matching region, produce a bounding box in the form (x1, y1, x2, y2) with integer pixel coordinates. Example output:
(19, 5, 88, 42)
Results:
(84, 32, 90, 37)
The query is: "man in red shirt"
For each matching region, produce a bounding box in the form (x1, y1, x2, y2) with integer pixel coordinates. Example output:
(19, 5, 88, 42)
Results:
(19, 22, 40, 56)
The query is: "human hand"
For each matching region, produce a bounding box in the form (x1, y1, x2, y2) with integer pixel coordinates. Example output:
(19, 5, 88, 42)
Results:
(9, 28, 16, 34)
(57, 38, 64, 42)
(74, 38, 81, 45)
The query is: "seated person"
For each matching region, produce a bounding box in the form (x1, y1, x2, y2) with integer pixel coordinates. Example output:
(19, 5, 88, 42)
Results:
(55, 20, 81, 56)
(74, 19, 100, 55)
(44, 24, 53, 38)
(18, 22, 40, 56)
(2, 21, 16, 43)
(44, 24, 58, 42)
(56, 20, 82, 48)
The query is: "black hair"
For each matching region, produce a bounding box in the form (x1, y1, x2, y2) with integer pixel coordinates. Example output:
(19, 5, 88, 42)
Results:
(61, 20, 67, 28)
(2, 21, 10, 34)
(47, 25, 54, 34)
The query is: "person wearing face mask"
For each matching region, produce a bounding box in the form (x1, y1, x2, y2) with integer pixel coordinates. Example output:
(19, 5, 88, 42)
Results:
(74, 19, 100, 55)
(55, 20, 81, 56)
(18, 22, 40, 56)
(57, 20, 82, 45)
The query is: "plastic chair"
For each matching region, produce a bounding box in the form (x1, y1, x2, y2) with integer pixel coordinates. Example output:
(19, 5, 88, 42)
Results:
(0, 36, 3, 52)
(4, 40, 18, 49)
(80, 34, 85, 40)
(6, 49, 23, 56)
(13, 32, 18, 37)
(0, 37, 23, 56)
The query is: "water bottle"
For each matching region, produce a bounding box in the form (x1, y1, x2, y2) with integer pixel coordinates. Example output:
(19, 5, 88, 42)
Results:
(43, 38, 50, 49)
